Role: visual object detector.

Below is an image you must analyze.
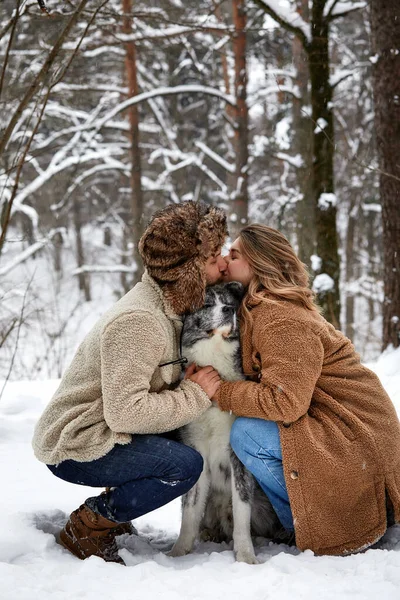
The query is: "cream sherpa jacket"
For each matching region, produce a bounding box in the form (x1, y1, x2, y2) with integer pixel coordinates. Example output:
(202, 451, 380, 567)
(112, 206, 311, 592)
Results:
(32, 272, 211, 465)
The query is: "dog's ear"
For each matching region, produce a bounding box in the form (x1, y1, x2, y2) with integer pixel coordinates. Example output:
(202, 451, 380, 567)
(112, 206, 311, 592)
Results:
(225, 281, 245, 302)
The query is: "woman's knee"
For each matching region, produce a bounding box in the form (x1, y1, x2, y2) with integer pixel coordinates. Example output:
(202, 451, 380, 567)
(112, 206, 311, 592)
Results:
(230, 417, 254, 459)
(230, 417, 281, 459)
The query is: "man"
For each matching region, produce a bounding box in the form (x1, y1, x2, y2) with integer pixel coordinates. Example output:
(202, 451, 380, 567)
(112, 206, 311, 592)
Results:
(32, 201, 228, 564)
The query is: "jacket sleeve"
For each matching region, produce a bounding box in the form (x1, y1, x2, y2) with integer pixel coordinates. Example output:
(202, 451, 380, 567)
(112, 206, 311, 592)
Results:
(100, 311, 211, 434)
(216, 318, 324, 423)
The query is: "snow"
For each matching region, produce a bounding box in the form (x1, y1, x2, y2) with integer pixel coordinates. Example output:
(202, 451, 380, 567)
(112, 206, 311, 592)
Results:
(310, 254, 322, 272)
(0, 349, 399, 600)
(275, 117, 291, 150)
(276, 152, 304, 168)
(314, 117, 328, 133)
(318, 192, 337, 210)
(312, 273, 335, 293)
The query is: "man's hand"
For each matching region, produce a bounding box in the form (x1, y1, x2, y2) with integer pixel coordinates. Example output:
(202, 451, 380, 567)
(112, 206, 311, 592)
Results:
(184, 363, 221, 399)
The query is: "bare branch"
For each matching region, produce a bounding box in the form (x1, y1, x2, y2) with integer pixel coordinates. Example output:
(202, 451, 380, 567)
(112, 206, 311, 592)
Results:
(0, 276, 32, 401)
(0, 0, 22, 101)
(0, 0, 91, 157)
(0, 83, 50, 255)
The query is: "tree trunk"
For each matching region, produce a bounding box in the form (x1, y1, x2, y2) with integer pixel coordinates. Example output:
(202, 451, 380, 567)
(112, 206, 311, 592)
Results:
(53, 230, 64, 274)
(308, 0, 340, 327)
(72, 196, 91, 302)
(370, 0, 400, 350)
(120, 224, 131, 295)
(230, 0, 249, 238)
(293, 0, 315, 268)
(344, 197, 357, 341)
(123, 0, 144, 285)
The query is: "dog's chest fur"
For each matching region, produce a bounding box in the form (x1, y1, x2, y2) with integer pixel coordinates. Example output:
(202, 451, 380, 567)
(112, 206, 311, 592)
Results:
(182, 335, 243, 494)
(181, 284, 245, 488)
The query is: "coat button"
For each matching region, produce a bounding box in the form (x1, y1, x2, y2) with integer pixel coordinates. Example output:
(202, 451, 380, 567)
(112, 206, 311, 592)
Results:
(290, 470, 299, 480)
(252, 363, 261, 372)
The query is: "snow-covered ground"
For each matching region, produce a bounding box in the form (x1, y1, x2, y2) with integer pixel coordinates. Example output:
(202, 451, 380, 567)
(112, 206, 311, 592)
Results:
(1, 348, 399, 600)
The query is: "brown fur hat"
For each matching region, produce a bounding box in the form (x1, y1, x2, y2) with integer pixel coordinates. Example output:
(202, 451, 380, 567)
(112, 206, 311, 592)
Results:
(139, 201, 227, 315)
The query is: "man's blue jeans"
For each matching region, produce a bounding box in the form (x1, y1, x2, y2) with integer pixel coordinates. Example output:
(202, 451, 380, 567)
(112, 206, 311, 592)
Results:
(47, 435, 203, 523)
(230, 417, 294, 531)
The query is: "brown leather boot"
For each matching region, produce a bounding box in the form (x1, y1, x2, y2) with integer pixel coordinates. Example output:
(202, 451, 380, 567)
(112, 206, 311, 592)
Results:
(112, 521, 137, 536)
(98, 490, 137, 537)
(59, 504, 126, 564)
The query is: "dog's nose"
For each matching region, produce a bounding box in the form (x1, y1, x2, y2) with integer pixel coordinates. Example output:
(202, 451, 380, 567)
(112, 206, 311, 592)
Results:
(222, 306, 233, 314)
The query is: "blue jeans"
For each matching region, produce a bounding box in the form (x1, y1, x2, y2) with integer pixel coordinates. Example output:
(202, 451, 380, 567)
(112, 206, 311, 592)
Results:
(230, 417, 294, 531)
(47, 435, 203, 523)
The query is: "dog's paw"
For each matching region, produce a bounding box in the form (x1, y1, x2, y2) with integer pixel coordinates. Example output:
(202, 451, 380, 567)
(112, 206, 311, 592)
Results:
(167, 543, 191, 557)
(235, 550, 260, 565)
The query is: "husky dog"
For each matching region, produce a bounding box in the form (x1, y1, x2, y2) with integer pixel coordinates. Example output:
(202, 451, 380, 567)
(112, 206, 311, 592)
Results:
(169, 282, 281, 564)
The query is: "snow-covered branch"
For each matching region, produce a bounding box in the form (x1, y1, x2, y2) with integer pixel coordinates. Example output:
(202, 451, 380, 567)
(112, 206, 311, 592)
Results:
(275, 152, 304, 168)
(0, 228, 65, 276)
(194, 141, 235, 173)
(73, 265, 137, 275)
(325, 1, 367, 20)
(10, 150, 117, 224)
(254, 0, 311, 47)
(92, 85, 236, 133)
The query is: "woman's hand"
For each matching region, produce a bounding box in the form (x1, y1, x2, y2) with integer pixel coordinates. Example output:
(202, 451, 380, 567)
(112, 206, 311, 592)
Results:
(185, 363, 221, 399)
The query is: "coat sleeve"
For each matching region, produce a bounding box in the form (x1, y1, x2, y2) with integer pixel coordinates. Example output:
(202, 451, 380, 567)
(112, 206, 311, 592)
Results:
(100, 311, 211, 434)
(216, 318, 324, 423)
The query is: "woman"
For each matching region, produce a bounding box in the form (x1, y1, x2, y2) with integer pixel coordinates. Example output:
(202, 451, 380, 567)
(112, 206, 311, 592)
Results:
(216, 223, 400, 556)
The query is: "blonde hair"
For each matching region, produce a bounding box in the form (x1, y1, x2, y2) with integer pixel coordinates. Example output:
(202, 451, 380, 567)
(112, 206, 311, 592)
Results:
(238, 224, 320, 332)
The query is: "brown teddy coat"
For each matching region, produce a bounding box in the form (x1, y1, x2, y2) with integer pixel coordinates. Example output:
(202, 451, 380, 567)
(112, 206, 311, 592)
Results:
(216, 297, 400, 556)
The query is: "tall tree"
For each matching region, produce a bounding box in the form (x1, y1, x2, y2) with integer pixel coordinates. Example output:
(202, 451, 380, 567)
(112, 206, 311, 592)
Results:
(254, 0, 368, 327)
(122, 0, 144, 284)
(231, 0, 249, 236)
(292, 0, 314, 269)
(370, 0, 400, 349)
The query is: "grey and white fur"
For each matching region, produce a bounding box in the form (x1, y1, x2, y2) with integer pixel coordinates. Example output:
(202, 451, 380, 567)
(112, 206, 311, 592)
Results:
(169, 282, 281, 564)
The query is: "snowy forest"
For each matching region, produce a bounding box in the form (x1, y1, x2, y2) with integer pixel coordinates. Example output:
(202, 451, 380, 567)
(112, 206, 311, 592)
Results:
(1, 3, 400, 598)
(1, 0, 399, 383)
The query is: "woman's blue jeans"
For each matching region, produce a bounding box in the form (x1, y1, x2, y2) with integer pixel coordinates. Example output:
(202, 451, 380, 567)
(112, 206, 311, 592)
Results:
(230, 417, 294, 531)
(47, 435, 203, 523)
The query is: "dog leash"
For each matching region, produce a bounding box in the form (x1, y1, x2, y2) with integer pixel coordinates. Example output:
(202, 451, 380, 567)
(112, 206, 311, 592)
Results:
(159, 315, 188, 368)
(159, 357, 188, 368)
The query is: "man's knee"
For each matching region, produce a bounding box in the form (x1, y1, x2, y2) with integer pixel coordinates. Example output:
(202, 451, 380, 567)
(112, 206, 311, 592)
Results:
(176, 443, 204, 483)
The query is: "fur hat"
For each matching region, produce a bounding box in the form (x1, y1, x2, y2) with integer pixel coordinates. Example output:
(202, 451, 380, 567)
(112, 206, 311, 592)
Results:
(139, 201, 227, 315)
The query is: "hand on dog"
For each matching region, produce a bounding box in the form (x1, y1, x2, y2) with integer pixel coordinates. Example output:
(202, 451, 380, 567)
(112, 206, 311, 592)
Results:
(185, 363, 221, 399)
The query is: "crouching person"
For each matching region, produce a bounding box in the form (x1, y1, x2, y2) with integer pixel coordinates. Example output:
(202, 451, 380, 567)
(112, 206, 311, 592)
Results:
(32, 201, 228, 564)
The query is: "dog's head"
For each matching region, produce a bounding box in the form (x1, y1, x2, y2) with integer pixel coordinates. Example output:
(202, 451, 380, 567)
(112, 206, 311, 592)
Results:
(182, 282, 244, 348)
